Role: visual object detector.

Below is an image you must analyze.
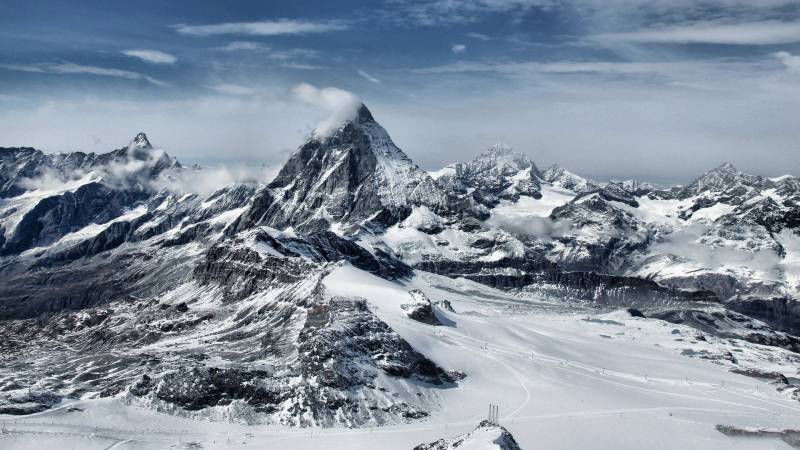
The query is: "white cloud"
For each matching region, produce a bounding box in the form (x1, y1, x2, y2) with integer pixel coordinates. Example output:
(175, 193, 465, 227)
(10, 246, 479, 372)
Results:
(122, 49, 177, 64)
(291, 83, 362, 138)
(467, 32, 492, 40)
(216, 42, 318, 63)
(280, 62, 324, 70)
(219, 41, 269, 51)
(774, 51, 800, 73)
(413, 59, 707, 75)
(358, 69, 382, 84)
(452, 44, 467, 54)
(0, 62, 166, 85)
(151, 164, 281, 196)
(174, 19, 347, 36)
(593, 20, 800, 45)
(208, 83, 259, 96)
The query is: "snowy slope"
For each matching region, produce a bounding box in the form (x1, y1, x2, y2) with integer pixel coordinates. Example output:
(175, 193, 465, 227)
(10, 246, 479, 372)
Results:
(3, 264, 800, 449)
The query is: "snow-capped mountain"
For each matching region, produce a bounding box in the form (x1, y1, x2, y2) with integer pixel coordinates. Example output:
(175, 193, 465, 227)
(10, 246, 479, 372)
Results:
(542, 164, 598, 193)
(232, 105, 449, 236)
(1, 103, 799, 449)
(436, 143, 543, 208)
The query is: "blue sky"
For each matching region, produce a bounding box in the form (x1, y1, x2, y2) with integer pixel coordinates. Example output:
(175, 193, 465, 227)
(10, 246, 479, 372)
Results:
(1, 0, 799, 182)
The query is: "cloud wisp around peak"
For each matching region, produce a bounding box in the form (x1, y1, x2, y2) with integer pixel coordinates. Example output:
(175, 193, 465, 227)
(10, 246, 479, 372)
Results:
(291, 83, 362, 138)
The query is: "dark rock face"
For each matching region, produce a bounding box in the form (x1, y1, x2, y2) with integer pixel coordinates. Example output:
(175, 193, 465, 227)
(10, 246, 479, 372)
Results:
(299, 298, 458, 386)
(1, 182, 147, 255)
(0, 390, 62, 416)
(415, 255, 717, 307)
(716, 424, 800, 448)
(572, 182, 640, 208)
(648, 308, 800, 352)
(726, 297, 800, 336)
(402, 290, 442, 325)
(145, 368, 285, 412)
(730, 367, 790, 384)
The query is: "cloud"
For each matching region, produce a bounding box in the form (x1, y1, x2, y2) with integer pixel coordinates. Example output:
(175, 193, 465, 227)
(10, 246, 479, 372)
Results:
(451, 44, 467, 54)
(122, 49, 177, 64)
(774, 51, 800, 72)
(592, 20, 800, 45)
(380, 0, 800, 32)
(0, 62, 166, 85)
(280, 62, 324, 70)
(291, 83, 361, 138)
(485, 214, 574, 240)
(358, 69, 382, 84)
(219, 41, 269, 51)
(173, 19, 347, 37)
(410, 58, 782, 81)
(216, 42, 318, 62)
(467, 32, 492, 41)
(384, 0, 549, 26)
(151, 164, 281, 196)
(208, 83, 259, 96)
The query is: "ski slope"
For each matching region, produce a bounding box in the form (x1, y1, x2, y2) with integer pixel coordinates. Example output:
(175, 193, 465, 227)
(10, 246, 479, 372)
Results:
(2, 264, 799, 449)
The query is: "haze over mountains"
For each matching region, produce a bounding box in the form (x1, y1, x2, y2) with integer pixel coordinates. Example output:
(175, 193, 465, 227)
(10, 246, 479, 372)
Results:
(1, 103, 800, 449)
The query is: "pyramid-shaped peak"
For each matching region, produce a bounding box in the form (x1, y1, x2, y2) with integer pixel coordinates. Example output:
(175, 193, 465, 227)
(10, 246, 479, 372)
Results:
(713, 162, 738, 173)
(131, 132, 152, 149)
(355, 103, 374, 124)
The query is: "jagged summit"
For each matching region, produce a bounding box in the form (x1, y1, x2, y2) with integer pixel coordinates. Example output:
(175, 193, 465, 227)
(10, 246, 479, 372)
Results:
(480, 142, 517, 158)
(354, 102, 374, 124)
(542, 164, 598, 193)
(235, 102, 447, 234)
(435, 143, 543, 206)
(474, 143, 536, 171)
(131, 132, 152, 149)
(681, 161, 763, 198)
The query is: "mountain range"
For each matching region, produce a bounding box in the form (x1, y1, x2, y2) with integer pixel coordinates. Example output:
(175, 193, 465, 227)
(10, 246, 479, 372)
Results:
(1, 104, 799, 448)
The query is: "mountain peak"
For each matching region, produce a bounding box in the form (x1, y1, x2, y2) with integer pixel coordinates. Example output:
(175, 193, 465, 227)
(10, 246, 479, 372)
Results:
(681, 161, 765, 198)
(543, 164, 598, 193)
(355, 103, 374, 124)
(483, 142, 515, 157)
(712, 162, 738, 174)
(131, 132, 152, 149)
(473, 143, 534, 170)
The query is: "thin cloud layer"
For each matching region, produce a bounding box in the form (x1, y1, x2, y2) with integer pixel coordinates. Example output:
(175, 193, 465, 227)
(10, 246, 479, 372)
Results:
(358, 69, 382, 84)
(0, 62, 166, 85)
(208, 83, 259, 95)
(593, 20, 800, 45)
(173, 19, 347, 36)
(122, 49, 178, 64)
